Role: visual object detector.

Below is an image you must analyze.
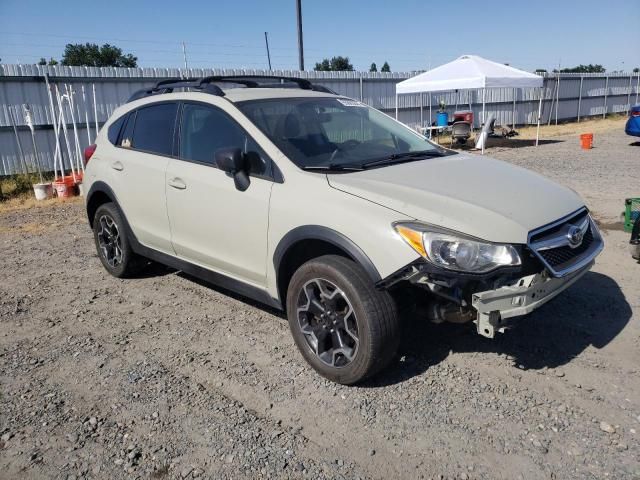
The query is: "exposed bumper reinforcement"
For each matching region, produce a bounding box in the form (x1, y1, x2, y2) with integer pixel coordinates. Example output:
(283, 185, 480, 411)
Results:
(471, 261, 593, 338)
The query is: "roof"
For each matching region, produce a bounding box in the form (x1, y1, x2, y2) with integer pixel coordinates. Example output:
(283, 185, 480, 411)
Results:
(222, 87, 336, 102)
(396, 55, 543, 94)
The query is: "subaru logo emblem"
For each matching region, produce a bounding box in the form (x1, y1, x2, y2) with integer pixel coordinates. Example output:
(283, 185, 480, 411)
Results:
(567, 225, 584, 248)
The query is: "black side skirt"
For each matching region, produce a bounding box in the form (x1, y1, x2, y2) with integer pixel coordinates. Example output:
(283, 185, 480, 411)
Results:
(132, 241, 283, 311)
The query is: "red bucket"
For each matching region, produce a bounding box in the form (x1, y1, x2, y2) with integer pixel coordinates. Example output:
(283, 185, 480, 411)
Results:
(53, 175, 78, 198)
(580, 133, 593, 150)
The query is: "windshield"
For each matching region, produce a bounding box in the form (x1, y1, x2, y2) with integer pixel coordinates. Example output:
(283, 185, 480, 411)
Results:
(238, 97, 449, 170)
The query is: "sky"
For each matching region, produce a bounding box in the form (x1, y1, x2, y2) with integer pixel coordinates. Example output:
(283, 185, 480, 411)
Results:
(0, 0, 638, 73)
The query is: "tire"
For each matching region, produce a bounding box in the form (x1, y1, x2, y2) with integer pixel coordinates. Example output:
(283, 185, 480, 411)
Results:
(286, 255, 400, 385)
(92, 202, 145, 278)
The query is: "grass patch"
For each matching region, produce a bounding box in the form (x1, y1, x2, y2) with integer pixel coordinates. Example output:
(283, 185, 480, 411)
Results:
(0, 194, 82, 216)
(0, 173, 56, 201)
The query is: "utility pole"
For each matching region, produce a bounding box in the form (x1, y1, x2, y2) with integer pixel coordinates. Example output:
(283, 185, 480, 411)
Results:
(264, 32, 272, 70)
(182, 42, 188, 71)
(296, 0, 304, 71)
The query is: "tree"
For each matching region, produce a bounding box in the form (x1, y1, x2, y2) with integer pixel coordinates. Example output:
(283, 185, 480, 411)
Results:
(381, 61, 391, 73)
(38, 57, 58, 66)
(314, 56, 353, 71)
(61, 43, 137, 67)
(369, 62, 377, 72)
(534, 68, 547, 73)
(558, 64, 605, 73)
(634, 67, 639, 73)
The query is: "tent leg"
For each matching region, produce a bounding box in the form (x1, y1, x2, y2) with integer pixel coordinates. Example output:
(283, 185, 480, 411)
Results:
(536, 87, 543, 147)
(482, 88, 486, 126)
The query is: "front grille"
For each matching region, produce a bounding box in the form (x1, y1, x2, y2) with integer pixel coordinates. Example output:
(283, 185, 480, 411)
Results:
(528, 209, 603, 277)
(538, 227, 594, 270)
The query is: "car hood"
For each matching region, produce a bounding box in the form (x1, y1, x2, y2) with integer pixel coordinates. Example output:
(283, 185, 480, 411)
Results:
(327, 152, 584, 244)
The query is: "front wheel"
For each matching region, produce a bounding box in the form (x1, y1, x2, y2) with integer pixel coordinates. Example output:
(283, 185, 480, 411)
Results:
(286, 255, 400, 385)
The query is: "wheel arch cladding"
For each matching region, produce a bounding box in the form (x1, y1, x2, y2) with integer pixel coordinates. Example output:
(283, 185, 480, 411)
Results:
(86, 182, 133, 233)
(273, 225, 381, 308)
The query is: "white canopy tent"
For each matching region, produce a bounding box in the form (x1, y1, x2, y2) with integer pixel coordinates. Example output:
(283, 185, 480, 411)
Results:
(395, 55, 545, 148)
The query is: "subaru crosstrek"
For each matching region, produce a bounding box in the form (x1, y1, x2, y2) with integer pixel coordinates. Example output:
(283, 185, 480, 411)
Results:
(83, 76, 603, 385)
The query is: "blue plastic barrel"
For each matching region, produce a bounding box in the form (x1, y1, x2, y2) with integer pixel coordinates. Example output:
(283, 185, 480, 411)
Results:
(436, 112, 448, 127)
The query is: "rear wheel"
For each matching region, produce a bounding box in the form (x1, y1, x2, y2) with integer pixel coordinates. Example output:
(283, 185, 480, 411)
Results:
(286, 255, 400, 385)
(93, 202, 145, 278)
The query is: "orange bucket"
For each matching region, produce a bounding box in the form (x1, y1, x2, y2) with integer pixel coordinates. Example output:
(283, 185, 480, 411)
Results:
(580, 133, 593, 150)
(53, 175, 78, 198)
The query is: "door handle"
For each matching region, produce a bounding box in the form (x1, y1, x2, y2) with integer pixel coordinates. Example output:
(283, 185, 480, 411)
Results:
(168, 177, 187, 190)
(111, 161, 124, 171)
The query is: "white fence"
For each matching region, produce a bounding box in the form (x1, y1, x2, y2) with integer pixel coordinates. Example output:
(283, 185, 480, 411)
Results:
(1, 64, 638, 176)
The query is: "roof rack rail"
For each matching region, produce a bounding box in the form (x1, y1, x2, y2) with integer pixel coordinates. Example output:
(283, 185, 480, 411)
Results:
(127, 78, 225, 102)
(127, 75, 337, 102)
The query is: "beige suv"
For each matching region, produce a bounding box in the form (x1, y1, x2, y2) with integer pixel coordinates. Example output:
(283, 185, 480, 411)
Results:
(83, 76, 603, 384)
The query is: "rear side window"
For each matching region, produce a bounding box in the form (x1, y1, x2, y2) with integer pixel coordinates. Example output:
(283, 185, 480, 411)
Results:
(107, 115, 126, 145)
(130, 103, 178, 156)
(120, 111, 136, 148)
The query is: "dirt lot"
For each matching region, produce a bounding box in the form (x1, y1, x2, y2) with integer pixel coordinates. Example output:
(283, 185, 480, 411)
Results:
(1, 125, 639, 480)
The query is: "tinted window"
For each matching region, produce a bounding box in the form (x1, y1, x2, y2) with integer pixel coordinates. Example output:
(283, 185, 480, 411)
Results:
(107, 115, 125, 145)
(179, 103, 268, 175)
(120, 111, 136, 148)
(130, 103, 178, 155)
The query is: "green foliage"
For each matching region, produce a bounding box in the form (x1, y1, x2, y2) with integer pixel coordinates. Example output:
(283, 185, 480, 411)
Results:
(558, 64, 606, 73)
(38, 57, 58, 66)
(314, 56, 353, 71)
(369, 62, 377, 72)
(61, 43, 137, 68)
(634, 67, 639, 73)
(381, 61, 390, 73)
(535, 68, 547, 73)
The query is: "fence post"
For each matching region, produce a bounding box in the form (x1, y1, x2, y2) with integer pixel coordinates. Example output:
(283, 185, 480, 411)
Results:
(577, 76, 583, 122)
(419, 92, 423, 128)
(628, 75, 633, 111)
(512, 87, 516, 129)
(359, 75, 363, 101)
(602, 75, 608, 119)
(555, 74, 560, 125)
(636, 73, 640, 105)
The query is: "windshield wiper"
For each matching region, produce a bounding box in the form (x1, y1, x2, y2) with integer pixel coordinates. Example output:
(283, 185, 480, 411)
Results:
(361, 150, 445, 169)
(300, 163, 364, 172)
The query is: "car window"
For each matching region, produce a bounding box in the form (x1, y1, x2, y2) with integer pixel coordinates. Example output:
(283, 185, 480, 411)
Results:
(179, 103, 268, 176)
(239, 97, 443, 170)
(119, 111, 136, 148)
(107, 115, 126, 145)
(129, 103, 178, 156)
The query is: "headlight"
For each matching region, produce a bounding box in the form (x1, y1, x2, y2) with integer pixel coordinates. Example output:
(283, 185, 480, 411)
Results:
(394, 223, 521, 273)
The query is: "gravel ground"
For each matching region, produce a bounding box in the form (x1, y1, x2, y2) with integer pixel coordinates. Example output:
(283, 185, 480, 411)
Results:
(1, 128, 639, 480)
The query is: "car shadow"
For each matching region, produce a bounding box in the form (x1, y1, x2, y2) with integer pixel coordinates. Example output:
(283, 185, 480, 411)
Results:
(130, 261, 177, 279)
(629, 141, 640, 147)
(175, 271, 286, 318)
(361, 271, 631, 388)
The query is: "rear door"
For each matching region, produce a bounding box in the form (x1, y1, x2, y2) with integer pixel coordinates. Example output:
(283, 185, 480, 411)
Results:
(111, 102, 178, 254)
(165, 101, 273, 286)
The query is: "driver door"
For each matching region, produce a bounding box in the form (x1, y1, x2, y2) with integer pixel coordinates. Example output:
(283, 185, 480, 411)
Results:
(165, 102, 273, 287)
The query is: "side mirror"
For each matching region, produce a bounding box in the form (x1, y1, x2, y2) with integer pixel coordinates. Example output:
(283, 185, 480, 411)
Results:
(215, 147, 250, 191)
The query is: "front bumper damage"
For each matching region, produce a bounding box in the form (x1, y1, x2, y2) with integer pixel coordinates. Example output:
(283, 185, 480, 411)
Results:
(471, 261, 593, 338)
